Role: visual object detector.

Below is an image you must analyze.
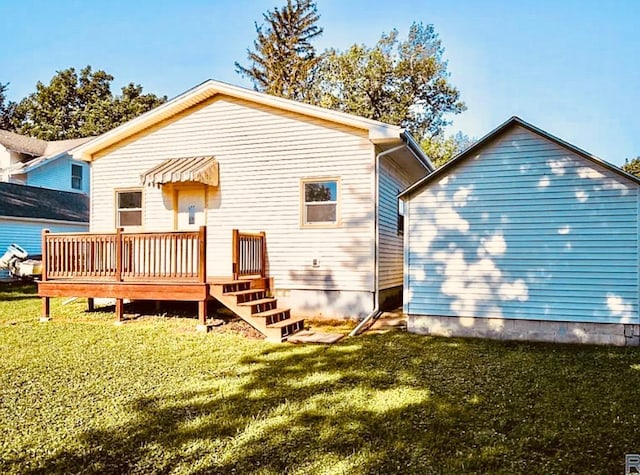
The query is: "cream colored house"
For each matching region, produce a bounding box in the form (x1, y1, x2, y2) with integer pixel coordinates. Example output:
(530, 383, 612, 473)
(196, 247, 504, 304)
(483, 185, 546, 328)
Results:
(71, 80, 433, 319)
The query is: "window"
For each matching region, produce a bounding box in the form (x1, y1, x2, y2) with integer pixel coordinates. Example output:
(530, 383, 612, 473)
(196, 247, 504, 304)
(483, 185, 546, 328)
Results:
(116, 190, 142, 227)
(302, 179, 339, 226)
(397, 197, 405, 235)
(71, 164, 83, 190)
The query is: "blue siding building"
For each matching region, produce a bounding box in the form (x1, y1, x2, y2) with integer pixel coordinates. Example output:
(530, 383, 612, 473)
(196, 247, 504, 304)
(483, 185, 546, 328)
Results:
(0, 182, 89, 278)
(23, 152, 90, 194)
(401, 117, 640, 345)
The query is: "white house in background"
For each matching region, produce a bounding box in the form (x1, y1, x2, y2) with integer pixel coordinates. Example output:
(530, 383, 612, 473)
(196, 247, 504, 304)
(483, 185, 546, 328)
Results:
(401, 116, 640, 346)
(0, 129, 91, 194)
(0, 182, 89, 277)
(71, 79, 433, 319)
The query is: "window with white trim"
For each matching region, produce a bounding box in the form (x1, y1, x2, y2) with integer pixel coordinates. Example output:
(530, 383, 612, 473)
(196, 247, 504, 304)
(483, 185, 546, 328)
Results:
(302, 179, 339, 226)
(71, 164, 83, 190)
(116, 190, 142, 227)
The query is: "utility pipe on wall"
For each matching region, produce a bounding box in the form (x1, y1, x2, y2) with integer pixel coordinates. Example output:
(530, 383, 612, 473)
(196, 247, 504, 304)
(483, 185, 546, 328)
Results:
(349, 144, 408, 337)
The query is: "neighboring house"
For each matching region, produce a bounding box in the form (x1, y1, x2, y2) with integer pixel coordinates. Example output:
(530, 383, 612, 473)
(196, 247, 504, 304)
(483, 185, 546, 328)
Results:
(0, 129, 91, 194)
(64, 79, 432, 319)
(0, 182, 89, 277)
(401, 116, 640, 346)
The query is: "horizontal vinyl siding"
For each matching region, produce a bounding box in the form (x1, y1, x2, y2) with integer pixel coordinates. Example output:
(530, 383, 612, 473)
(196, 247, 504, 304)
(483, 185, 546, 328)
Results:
(0, 218, 87, 277)
(91, 96, 375, 292)
(378, 156, 413, 290)
(406, 125, 639, 324)
(26, 156, 89, 194)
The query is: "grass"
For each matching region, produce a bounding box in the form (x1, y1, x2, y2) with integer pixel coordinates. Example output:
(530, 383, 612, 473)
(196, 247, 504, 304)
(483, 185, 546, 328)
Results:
(1, 283, 640, 474)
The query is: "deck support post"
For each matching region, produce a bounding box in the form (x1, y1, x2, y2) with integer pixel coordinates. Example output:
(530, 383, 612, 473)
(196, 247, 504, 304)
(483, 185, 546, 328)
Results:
(197, 299, 208, 332)
(115, 298, 124, 324)
(40, 297, 50, 322)
(87, 298, 94, 312)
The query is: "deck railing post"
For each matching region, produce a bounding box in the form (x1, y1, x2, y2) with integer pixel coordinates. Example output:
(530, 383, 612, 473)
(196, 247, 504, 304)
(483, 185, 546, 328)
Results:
(260, 231, 266, 278)
(232, 229, 239, 280)
(198, 226, 207, 283)
(115, 227, 123, 282)
(41, 229, 49, 282)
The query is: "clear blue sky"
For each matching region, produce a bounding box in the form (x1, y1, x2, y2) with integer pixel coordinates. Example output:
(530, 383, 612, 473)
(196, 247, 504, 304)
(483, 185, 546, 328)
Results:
(1, 0, 638, 165)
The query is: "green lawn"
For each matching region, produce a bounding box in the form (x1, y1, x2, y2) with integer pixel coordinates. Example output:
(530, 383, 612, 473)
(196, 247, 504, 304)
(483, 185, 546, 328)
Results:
(1, 283, 640, 474)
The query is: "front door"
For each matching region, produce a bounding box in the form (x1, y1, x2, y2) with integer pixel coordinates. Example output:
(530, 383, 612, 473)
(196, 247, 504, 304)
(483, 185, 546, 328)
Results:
(176, 188, 206, 230)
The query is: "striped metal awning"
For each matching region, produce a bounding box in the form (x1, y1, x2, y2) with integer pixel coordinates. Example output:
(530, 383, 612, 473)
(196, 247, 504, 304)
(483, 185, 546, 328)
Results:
(141, 156, 219, 187)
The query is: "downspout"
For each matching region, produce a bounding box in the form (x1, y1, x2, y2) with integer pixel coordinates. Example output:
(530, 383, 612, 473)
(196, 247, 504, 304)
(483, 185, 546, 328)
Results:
(349, 143, 408, 337)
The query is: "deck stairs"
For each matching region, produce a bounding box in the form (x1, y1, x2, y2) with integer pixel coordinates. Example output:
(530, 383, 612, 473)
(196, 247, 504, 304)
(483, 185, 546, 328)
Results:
(209, 279, 305, 342)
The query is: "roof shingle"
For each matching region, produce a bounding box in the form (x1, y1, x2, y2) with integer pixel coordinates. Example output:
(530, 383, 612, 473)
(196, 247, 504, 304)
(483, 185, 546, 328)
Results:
(0, 182, 89, 222)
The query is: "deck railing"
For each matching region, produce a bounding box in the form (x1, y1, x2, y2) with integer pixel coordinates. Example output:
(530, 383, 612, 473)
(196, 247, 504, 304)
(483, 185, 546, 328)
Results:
(232, 229, 266, 280)
(42, 227, 207, 283)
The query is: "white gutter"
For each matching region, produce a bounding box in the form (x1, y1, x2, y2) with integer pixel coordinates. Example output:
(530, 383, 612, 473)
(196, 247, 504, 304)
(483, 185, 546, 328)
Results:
(349, 143, 408, 337)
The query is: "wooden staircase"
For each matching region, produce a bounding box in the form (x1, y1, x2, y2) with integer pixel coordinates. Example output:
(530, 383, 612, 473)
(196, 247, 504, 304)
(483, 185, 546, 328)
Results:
(210, 279, 305, 342)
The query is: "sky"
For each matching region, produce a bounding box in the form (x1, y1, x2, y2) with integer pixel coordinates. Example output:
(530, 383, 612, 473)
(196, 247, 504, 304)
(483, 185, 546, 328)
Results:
(1, 0, 638, 165)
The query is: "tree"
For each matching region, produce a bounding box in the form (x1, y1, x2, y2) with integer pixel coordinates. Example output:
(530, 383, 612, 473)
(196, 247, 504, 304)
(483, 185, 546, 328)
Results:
(310, 22, 465, 139)
(235, 0, 323, 101)
(622, 157, 640, 177)
(421, 131, 474, 168)
(0, 82, 16, 130)
(12, 66, 166, 140)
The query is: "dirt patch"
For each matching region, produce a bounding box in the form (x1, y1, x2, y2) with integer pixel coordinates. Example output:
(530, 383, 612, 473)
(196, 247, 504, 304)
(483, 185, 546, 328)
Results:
(210, 316, 265, 340)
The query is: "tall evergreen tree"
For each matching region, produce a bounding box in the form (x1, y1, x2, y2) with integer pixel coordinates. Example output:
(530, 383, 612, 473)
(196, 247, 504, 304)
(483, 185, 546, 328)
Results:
(0, 82, 16, 131)
(235, 0, 323, 101)
(12, 66, 166, 140)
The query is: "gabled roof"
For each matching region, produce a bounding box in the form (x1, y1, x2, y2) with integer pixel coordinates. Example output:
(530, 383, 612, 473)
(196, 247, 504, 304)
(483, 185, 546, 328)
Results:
(3, 136, 92, 176)
(0, 129, 47, 156)
(72, 79, 423, 162)
(0, 182, 89, 222)
(43, 136, 93, 157)
(0, 130, 92, 174)
(400, 116, 640, 199)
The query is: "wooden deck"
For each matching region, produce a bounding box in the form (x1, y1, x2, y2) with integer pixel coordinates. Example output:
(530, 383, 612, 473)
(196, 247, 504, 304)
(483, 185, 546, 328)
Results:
(37, 227, 304, 341)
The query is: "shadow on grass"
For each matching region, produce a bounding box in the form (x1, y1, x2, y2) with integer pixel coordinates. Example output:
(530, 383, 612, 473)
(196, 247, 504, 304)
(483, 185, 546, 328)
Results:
(0, 282, 38, 301)
(6, 333, 640, 474)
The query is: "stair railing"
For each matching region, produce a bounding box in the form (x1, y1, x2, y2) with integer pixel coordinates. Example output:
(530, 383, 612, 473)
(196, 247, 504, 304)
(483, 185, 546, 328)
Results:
(232, 229, 266, 280)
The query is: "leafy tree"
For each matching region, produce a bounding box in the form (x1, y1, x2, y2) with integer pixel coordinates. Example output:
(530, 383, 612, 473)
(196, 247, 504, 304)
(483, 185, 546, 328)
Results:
(310, 22, 465, 139)
(421, 131, 474, 168)
(622, 157, 640, 177)
(0, 82, 16, 130)
(235, 0, 323, 101)
(12, 66, 166, 140)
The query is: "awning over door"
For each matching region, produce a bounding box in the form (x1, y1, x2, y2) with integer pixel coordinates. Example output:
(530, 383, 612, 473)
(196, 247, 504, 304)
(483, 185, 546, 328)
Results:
(141, 156, 219, 187)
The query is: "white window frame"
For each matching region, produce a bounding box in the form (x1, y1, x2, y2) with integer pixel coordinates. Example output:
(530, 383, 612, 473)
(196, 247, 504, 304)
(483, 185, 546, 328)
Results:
(71, 164, 83, 190)
(300, 177, 340, 228)
(115, 189, 143, 228)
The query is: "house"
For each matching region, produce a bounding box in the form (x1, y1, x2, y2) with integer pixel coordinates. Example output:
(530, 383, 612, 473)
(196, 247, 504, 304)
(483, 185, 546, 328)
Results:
(0, 129, 91, 194)
(0, 182, 89, 277)
(38, 80, 432, 340)
(400, 116, 640, 346)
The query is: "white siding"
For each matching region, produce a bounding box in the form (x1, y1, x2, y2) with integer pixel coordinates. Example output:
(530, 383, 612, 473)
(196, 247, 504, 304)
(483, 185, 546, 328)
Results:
(406, 125, 640, 324)
(26, 156, 90, 194)
(0, 218, 87, 277)
(378, 155, 414, 290)
(91, 96, 375, 292)
(0, 147, 10, 170)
